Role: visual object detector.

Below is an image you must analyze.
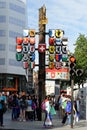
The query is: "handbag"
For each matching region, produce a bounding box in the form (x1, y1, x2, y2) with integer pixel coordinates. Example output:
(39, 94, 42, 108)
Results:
(45, 113, 52, 126)
(50, 106, 56, 115)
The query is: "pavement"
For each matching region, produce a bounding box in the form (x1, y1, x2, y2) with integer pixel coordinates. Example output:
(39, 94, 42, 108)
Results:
(0, 109, 87, 130)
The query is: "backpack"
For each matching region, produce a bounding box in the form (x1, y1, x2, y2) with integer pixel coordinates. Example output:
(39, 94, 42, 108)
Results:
(41, 101, 46, 111)
(66, 101, 71, 113)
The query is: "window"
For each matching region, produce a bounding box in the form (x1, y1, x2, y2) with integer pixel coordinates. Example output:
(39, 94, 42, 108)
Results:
(9, 59, 22, 67)
(9, 30, 22, 38)
(0, 2, 6, 8)
(9, 44, 16, 52)
(9, 16, 25, 27)
(0, 58, 5, 65)
(9, 3, 25, 14)
(0, 30, 6, 37)
(0, 16, 6, 23)
(0, 44, 5, 50)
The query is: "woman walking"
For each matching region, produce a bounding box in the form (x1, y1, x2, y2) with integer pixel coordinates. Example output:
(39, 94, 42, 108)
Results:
(42, 96, 53, 128)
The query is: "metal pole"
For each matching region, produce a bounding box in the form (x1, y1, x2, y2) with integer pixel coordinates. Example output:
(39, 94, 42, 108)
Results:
(71, 78, 74, 128)
(38, 5, 46, 121)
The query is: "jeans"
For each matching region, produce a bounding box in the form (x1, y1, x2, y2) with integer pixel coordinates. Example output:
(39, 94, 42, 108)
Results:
(12, 107, 17, 120)
(67, 114, 71, 125)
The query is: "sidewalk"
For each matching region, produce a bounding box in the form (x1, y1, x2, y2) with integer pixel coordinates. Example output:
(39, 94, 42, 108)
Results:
(1, 110, 87, 130)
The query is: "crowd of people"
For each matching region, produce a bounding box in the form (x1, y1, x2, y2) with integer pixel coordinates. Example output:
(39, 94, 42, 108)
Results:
(0, 91, 80, 128)
(57, 94, 80, 126)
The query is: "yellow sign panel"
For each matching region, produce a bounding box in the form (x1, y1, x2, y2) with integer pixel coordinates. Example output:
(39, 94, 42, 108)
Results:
(39, 18, 48, 24)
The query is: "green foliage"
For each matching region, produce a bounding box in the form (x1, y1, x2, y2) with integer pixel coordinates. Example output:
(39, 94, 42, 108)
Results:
(74, 34, 87, 83)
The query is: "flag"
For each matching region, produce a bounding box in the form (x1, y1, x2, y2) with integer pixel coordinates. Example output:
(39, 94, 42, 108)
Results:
(29, 62, 35, 69)
(49, 62, 54, 69)
(62, 54, 68, 62)
(16, 37, 23, 44)
(55, 29, 64, 38)
(55, 46, 61, 54)
(23, 61, 28, 69)
(29, 29, 35, 37)
(22, 45, 29, 53)
(30, 53, 35, 62)
(49, 29, 55, 37)
(55, 38, 62, 45)
(30, 45, 35, 53)
(16, 53, 23, 61)
(16, 45, 22, 52)
(55, 54, 62, 62)
(62, 37, 68, 45)
(49, 54, 54, 62)
(49, 46, 55, 54)
(23, 29, 29, 37)
(55, 62, 62, 69)
(62, 46, 67, 54)
(30, 37, 35, 45)
(49, 37, 55, 45)
(23, 37, 29, 44)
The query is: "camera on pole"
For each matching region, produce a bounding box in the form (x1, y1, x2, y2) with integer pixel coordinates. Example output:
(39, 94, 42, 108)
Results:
(69, 56, 76, 77)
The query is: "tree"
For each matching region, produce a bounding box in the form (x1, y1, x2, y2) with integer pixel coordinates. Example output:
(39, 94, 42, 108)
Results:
(74, 34, 87, 85)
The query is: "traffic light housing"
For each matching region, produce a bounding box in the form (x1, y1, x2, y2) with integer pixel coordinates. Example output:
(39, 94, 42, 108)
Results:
(76, 69, 83, 76)
(69, 56, 76, 77)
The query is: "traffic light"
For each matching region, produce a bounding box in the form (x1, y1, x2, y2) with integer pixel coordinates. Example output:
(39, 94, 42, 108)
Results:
(76, 69, 83, 76)
(69, 56, 76, 76)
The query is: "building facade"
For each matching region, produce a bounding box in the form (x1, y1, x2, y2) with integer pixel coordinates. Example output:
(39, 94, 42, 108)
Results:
(0, 0, 27, 93)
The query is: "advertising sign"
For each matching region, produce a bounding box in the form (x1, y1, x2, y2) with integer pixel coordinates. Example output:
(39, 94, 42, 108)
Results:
(46, 68, 70, 80)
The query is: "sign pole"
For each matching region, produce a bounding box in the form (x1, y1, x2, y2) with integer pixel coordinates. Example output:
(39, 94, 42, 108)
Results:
(71, 78, 74, 128)
(38, 5, 46, 121)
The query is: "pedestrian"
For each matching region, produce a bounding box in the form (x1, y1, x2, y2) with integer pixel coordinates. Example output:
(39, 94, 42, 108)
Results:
(43, 96, 53, 128)
(64, 97, 72, 126)
(19, 94, 27, 122)
(11, 94, 19, 121)
(0, 92, 5, 127)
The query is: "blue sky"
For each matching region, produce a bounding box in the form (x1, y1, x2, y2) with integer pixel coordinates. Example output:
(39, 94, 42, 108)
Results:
(27, 0, 87, 53)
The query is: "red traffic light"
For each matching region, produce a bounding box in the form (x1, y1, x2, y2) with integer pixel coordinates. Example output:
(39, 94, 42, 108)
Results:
(69, 56, 76, 63)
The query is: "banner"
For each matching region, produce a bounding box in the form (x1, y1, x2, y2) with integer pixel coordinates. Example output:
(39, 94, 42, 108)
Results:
(46, 68, 70, 80)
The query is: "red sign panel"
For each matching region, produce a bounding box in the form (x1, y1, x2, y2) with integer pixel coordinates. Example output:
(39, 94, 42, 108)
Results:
(38, 44, 46, 53)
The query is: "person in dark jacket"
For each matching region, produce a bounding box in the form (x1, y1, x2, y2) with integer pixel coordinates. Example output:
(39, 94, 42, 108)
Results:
(11, 94, 19, 120)
(0, 92, 5, 127)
